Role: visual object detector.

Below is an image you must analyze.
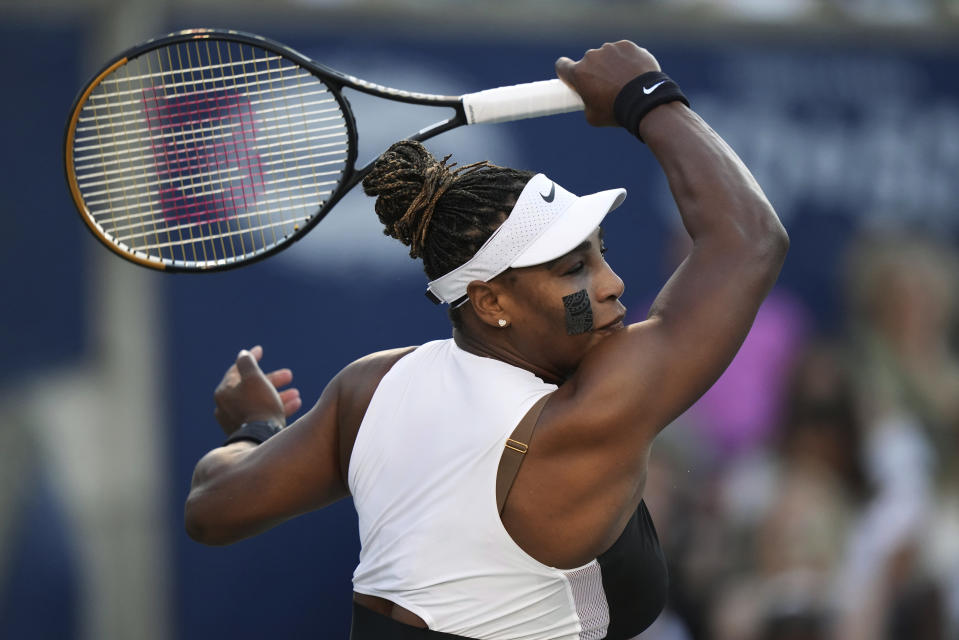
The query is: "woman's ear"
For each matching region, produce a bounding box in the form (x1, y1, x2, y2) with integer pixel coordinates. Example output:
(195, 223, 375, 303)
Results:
(466, 280, 507, 329)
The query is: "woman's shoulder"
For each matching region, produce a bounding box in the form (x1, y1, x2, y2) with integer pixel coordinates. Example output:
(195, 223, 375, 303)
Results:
(349, 345, 421, 367)
(336, 345, 420, 391)
(331, 345, 419, 404)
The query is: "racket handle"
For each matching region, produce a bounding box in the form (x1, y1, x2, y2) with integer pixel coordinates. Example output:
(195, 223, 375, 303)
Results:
(462, 79, 584, 125)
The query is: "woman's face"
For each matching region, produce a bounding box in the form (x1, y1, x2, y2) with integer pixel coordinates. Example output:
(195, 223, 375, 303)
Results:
(496, 227, 627, 379)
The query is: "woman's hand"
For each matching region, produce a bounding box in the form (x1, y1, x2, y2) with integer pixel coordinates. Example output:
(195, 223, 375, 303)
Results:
(213, 345, 302, 435)
(555, 41, 661, 127)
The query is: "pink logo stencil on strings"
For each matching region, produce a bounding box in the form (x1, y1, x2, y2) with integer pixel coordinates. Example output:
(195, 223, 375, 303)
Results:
(142, 87, 264, 224)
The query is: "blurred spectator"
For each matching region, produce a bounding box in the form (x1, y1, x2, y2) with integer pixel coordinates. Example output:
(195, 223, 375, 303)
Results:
(710, 343, 870, 640)
(844, 233, 959, 461)
(840, 232, 959, 639)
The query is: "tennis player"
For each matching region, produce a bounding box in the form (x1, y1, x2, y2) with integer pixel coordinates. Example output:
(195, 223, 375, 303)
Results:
(185, 41, 788, 639)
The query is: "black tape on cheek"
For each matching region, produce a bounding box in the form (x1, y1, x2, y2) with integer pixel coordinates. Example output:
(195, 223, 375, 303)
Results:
(563, 289, 594, 335)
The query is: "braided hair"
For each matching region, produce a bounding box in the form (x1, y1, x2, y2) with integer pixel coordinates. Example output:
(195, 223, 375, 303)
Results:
(363, 140, 534, 326)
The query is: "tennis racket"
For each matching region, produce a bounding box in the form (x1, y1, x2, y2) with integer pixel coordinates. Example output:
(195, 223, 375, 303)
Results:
(64, 28, 584, 272)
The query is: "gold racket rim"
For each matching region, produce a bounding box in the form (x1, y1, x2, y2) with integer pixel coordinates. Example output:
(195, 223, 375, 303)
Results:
(65, 55, 171, 271)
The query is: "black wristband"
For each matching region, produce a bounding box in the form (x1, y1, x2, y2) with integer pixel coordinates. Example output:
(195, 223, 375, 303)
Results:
(613, 71, 689, 143)
(224, 420, 283, 446)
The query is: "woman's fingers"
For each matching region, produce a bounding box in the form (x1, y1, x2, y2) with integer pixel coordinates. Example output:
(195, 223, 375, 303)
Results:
(279, 388, 302, 416)
(266, 368, 293, 388)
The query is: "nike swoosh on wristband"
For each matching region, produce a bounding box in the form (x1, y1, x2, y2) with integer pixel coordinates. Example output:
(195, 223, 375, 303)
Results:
(643, 80, 666, 95)
(539, 182, 555, 203)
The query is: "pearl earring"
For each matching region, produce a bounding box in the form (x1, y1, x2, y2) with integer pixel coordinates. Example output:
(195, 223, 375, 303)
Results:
(498, 319, 509, 328)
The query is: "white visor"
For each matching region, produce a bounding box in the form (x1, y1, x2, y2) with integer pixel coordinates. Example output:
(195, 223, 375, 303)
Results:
(426, 173, 626, 305)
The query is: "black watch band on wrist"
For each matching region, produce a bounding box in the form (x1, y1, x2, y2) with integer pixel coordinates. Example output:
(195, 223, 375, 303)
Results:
(224, 420, 283, 446)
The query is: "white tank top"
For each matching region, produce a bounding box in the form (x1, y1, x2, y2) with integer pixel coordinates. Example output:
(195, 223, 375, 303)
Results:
(349, 339, 612, 639)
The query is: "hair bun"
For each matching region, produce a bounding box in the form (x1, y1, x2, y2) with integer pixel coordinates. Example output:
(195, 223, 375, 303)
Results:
(363, 140, 491, 259)
(362, 140, 446, 258)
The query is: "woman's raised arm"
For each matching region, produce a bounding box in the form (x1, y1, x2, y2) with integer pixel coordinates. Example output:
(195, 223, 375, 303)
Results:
(554, 42, 789, 446)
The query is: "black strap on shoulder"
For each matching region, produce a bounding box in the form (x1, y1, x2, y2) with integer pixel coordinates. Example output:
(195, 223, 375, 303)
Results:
(496, 394, 551, 514)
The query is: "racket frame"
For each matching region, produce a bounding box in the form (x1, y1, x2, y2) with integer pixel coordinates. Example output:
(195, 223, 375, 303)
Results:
(64, 28, 470, 272)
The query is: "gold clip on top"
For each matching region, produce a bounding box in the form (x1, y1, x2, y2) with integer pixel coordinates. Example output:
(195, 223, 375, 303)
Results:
(505, 439, 529, 454)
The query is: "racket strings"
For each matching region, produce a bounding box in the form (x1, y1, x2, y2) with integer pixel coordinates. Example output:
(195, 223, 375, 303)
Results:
(91, 53, 290, 91)
(77, 141, 348, 199)
(70, 37, 350, 268)
(74, 79, 337, 136)
(72, 122, 348, 188)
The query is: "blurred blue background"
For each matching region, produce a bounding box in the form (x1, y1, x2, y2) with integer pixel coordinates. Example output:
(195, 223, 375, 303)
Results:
(2, 1, 958, 639)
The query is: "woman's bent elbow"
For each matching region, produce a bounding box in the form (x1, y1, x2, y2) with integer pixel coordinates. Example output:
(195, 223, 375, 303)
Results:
(184, 494, 233, 546)
(766, 220, 790, 263)
(752, 206, 789, 267)
(741, 212, 789, 288)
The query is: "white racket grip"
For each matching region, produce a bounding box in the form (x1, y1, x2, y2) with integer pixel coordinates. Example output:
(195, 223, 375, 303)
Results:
(462, 79, 584, 125)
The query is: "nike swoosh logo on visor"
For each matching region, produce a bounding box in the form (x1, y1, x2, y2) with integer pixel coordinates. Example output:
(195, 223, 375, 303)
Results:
(643, 80, 666, 95)
(540, 182, 555, 203)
